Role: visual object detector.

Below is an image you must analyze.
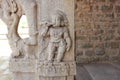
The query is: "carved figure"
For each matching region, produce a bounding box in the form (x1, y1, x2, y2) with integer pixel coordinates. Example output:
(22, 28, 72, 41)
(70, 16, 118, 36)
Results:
(0, 0, 76, 79)
(0, 0, 37, 46)
(40, 10, 71, 62)
(0, 0, 36, 59)
(7, 12, 36, 59)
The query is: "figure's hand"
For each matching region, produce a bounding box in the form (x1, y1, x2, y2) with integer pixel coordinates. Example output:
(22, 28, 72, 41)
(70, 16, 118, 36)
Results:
(40, 21, 52, 28)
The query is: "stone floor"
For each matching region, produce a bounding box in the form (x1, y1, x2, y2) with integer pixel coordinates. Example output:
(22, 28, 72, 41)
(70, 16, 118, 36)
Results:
(76, 63, 120, 80)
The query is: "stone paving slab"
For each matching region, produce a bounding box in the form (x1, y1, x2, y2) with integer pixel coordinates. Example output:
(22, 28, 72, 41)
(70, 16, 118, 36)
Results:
(76, 64, 93, 80)
(111, 63, 120, 70)
(83, 63, 120, 80)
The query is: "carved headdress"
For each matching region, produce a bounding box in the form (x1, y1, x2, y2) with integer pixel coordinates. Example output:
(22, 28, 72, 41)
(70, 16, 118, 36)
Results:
(52, 10, 69, 27)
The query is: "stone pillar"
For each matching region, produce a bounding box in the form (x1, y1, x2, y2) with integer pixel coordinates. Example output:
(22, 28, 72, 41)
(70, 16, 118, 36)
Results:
(0, 0, 76, 80)
(37, 0, 76, 80)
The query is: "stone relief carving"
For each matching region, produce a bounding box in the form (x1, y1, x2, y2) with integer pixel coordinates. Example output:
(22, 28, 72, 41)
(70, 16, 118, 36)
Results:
(0, 0, 37, 59)
(39, 10, 71, 62)
(0, 0, 75, 80)
(38, 62, 76, 77)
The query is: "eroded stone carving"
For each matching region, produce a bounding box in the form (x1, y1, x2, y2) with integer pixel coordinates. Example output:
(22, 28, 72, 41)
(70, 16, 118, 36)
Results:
(0, 0, 38, 45)
(38, 62, 76, 77)
(40, 10, 71, 62)
(0, 0, 75, 80)
(9, 59, 36, 72)
(0, 0, 37, 59)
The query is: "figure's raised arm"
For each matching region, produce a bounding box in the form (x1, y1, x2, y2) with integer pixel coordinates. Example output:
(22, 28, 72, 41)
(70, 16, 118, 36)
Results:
(40, 21, 51, 37)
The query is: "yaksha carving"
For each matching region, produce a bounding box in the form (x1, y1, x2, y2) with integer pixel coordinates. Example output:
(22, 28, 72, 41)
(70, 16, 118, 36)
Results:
(40, 10, 71, 62)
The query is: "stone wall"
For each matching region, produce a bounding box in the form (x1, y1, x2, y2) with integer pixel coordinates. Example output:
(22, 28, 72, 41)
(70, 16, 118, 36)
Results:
(75, 0, 120, 63)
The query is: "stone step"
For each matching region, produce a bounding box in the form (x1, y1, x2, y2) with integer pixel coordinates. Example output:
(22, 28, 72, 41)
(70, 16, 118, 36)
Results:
(76, 63, 120, 80)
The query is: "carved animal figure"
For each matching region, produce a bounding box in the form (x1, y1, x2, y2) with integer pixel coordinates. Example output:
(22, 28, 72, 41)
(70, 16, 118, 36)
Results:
(0, 0, 37, 59)
(0, 0, 37, 45)
(8, 13, 36, 59)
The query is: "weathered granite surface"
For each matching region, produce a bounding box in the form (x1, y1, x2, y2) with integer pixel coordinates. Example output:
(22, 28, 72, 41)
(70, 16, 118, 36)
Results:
(76, 63, 120, 80)
(0, 0, 76, 80)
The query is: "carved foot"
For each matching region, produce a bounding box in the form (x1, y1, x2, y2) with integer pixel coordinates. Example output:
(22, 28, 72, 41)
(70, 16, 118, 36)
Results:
(11, 51, 20, 58)
(47, 60, 53, 63)
(24, 55, 35, 60)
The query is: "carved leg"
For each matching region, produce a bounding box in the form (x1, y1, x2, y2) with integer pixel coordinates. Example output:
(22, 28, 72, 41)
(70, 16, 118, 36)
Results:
(19, 0, 37, 45)
(57, 43, 66, 62)
(23, 43, 35, 59)
(8, 14, 21, 41)
(48, 43, 55, 62)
